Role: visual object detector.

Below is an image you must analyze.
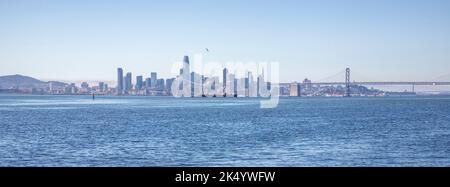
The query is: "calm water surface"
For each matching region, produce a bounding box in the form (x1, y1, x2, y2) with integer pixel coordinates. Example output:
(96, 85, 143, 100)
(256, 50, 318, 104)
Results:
(0, 95, 449, 166)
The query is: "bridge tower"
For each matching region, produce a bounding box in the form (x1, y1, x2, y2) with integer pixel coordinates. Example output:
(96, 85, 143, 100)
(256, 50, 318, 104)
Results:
(345, 68, 350, 97)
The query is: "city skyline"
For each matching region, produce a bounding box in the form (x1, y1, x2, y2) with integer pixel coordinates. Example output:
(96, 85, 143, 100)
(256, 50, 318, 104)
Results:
(1, 0, 450, 82)
(2, 52, 449, 94)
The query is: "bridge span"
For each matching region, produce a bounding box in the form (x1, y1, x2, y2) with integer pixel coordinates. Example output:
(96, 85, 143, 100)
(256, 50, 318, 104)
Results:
(311, 82, 450, 86)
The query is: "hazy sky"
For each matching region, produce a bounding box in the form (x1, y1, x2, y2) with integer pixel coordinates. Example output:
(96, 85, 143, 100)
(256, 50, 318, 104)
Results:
(1, 0, 450, 82)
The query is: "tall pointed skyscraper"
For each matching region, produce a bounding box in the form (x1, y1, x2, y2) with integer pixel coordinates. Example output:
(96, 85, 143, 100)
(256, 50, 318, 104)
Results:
(182, 56, 191, 97)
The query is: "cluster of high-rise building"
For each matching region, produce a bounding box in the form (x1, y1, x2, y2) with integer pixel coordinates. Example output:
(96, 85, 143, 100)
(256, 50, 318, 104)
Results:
(116, 56, 275, 97)
(114, 55, 384, 97)
(21, 55, 382, 97)
(116, 67, 174, 96)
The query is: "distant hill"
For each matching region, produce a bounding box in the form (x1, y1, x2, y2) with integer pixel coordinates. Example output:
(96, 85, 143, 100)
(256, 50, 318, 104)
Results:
(0, 74, 67, 89)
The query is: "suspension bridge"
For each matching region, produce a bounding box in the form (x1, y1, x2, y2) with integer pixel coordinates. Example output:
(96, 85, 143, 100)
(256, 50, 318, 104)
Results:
(289, 68, 450, 96)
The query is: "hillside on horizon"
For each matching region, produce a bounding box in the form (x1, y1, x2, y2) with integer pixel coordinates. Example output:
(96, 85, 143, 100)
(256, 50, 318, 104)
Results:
(0, 74, 67, 89)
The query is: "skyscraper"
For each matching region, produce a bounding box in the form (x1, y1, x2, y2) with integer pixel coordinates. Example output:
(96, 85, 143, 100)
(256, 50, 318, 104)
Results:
(124, 72, 132, 91)
(183, 56, 190, 71)
(227, 73, 235, 97)
(248, 72, 257, 97)
(157, 79, 165, 90)
(223, 68, 228, 96)
(191, 72, 195, 96)
(117, 68, 123, 95)
(183, 56, 190, 97)
(151, 72, 157, 88)
(234, 77, 238, 96)
(191, 72, 202, 97)
(136, 76, 143, 90)
(166, 78, 174, 94)
(98, 82, 105, 92)
(145, 78, 151, 88)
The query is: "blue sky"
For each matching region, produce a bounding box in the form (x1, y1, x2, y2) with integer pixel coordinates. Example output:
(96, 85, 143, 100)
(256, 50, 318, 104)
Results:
(1, 0, 450, 82)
